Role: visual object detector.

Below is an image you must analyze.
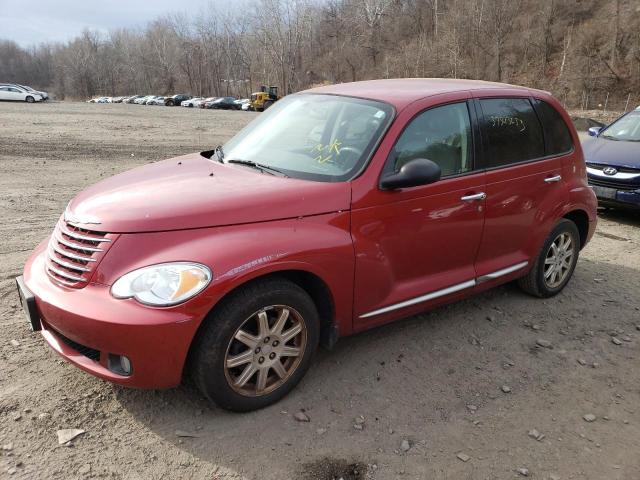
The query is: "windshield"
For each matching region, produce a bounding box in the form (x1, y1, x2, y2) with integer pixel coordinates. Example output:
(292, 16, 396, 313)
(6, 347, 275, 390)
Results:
(600, 110, 640, 141)
(222, 94, 393, 182)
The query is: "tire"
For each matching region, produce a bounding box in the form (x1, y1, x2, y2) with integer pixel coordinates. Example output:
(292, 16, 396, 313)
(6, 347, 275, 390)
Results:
(191, 277, 320, 412)
(25, 96, 35, 103)
(166, 100, 174, 106)
(518, 219, 580, 298)
(263, 100, 274, 110)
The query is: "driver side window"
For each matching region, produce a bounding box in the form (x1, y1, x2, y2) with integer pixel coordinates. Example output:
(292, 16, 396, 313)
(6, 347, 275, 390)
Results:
(391, 102, 473, 177)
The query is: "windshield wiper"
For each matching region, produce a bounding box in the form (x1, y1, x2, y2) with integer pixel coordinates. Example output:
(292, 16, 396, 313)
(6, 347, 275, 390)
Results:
(214, 145, 225, 162)
(226, 159, 288, 177)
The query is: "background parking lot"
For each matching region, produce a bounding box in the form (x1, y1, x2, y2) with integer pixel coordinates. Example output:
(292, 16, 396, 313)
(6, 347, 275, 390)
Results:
(1, 102, 639, 479)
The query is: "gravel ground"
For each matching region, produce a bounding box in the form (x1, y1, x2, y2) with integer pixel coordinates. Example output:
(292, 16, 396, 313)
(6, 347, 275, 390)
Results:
(1, 101, 639, 480)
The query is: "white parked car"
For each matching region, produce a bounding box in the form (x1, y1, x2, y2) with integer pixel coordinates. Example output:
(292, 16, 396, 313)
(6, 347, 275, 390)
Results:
(234, 98, 251, 111)
(134, 95, 153, 105)
(193, 97, 214, 108)
(181, 97, 203, 107)
(0, 85, 43, 103)
(3, 83, 49, 100)
(146, 96, 165, 105)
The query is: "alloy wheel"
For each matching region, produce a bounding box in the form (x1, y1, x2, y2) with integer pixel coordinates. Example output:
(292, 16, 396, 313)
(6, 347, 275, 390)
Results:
(224, 305, 307, 397)
(543, 232, 574, 288)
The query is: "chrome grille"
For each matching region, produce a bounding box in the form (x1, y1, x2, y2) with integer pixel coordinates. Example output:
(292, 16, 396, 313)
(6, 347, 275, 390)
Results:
(589, 177, 639, 191)
(586, 163, 640, 174)
(46, 219, 116, 288)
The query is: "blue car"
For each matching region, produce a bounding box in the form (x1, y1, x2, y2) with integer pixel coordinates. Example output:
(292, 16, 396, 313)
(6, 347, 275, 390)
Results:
(583, 107, 640, 209)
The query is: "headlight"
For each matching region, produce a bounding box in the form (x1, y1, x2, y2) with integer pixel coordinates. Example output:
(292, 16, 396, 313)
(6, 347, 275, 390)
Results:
(111, 262, 211, 306)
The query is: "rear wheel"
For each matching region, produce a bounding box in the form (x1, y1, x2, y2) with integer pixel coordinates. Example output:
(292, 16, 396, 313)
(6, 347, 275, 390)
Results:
(263, 100, 274, 110)
(25, 96, 35, 103)
(166, 99, 174, 106)
(518, 219, 580, 297)
(191, 278, 320, 411)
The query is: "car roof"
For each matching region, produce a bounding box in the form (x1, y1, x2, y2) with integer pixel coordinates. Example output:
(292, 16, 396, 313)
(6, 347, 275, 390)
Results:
(0, 83, 25, 89)
(303, 78, 541, 110)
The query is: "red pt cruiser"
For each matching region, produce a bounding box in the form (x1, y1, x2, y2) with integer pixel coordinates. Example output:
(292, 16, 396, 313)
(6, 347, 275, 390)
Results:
(17, 79, 597, 411)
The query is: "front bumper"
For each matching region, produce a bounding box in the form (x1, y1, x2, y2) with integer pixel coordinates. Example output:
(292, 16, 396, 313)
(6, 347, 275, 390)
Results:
(587, 166, 640, 209)
(22, 243, 201, 389)
(597, 191, 640, 209)
(589, 183, 640, 209)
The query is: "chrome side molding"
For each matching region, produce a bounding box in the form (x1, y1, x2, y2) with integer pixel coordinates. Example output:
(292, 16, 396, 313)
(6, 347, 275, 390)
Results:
(359, 261, 529, 318)
(359, 279, 476, 319)
(476, 261, 529, 283)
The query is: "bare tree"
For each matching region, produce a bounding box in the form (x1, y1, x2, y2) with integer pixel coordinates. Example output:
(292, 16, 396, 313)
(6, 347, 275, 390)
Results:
(0, 0, 637, 109)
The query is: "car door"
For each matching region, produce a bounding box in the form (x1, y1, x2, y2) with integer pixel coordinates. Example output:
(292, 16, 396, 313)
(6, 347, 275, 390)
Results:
(0, 86, 12, 100)
(8, 87, 25, 101)
(473, 96, 568, 280)
(351, 99, 486, 329)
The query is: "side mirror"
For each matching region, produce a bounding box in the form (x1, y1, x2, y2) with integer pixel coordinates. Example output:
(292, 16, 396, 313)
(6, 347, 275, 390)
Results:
(380, 158, 441, 190)
(588, 126, 602, 137)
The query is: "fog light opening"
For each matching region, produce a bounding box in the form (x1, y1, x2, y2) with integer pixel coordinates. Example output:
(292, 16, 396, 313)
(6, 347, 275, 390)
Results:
(108, 354, 132, 376)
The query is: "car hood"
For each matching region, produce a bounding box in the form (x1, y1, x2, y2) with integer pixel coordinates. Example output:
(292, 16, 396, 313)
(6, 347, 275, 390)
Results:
(66, 152, 351, 233)
(582, 136, 640, 169)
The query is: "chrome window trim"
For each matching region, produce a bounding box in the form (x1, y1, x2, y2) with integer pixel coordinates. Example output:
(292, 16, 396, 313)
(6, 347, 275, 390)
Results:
(359, 261, 529, 319)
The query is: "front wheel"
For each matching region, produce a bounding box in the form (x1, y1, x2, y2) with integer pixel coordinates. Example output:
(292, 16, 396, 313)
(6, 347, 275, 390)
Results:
(25, 96, 35, 103)
(518, 219, 580, 297)
(191, 278, 320, 411)
(166, 100, 174, 106)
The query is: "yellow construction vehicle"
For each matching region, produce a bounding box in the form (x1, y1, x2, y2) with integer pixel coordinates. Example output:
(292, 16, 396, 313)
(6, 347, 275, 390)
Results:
(249, 85, 280, 111)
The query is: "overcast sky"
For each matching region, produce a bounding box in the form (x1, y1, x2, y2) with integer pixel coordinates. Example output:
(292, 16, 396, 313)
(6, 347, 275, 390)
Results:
(0, 0, 230, 46)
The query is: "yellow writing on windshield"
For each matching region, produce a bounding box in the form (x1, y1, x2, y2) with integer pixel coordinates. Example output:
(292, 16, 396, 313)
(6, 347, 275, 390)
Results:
(310, 140, 342, 164)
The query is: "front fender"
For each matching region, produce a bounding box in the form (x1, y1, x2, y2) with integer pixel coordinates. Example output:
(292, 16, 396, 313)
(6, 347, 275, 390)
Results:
(93, 212, 355, 336)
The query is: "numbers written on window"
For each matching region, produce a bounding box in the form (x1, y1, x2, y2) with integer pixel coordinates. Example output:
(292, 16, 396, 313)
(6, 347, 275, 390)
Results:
(480, 98, 544, 168)
(391, 102, 473, 177)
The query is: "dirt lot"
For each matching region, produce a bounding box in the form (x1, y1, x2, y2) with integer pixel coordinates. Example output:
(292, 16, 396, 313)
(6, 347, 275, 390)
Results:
(1, 101, 639, 480)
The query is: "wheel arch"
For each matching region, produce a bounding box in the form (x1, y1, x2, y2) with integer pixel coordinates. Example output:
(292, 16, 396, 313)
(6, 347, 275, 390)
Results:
(273, 270, 337, 349)
(189, 268, 339, 363)
(562, 209, 590, 249)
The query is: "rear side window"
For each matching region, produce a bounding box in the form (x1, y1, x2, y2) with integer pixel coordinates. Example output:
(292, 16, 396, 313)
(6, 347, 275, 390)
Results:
(479, 98, 544, 167)
(533, 99, 574, 155)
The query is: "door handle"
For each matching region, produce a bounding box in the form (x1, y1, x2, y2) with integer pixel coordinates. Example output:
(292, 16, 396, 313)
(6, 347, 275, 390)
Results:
(544, 174, 562, 183)
(460, 192, 486, 202)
